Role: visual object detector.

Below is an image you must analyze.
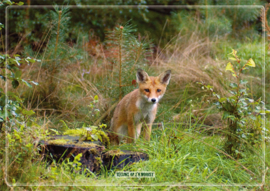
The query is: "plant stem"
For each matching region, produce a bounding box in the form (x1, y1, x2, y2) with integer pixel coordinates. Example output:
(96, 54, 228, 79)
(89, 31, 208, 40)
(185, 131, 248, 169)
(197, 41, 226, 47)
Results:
(130, 43, 142, 74)
(205, 0, 208, 20)
(50, 10, 62, 85)
(55, 10, 62, 54)
(0, 32, 4, 52)
(118, 27, 123, 100)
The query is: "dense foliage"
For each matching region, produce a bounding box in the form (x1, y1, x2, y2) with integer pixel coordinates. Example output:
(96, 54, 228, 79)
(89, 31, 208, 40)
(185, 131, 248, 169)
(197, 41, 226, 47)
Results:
(200, 50, 268, 158)
(0, 0, 266, 52)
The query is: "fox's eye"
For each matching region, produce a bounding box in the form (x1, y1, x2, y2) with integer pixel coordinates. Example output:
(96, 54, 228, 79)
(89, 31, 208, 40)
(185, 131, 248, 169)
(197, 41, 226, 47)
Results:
(144, 89, 150, 92)
(157, 89, 161, 92)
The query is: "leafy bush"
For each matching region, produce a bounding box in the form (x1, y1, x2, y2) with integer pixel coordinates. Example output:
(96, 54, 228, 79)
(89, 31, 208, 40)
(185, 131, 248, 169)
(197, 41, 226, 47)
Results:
(206, 15, 232, 37)
(0, 50, 39, 132)
(172, 3, 262, 41)
(0, 2, 45, 186)
(199, 49, 268, 158)
(0, 48, 45, 190)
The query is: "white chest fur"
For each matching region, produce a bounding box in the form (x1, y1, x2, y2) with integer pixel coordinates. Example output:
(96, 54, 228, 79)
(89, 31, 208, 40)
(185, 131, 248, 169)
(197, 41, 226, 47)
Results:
(134, 99, 157, 124)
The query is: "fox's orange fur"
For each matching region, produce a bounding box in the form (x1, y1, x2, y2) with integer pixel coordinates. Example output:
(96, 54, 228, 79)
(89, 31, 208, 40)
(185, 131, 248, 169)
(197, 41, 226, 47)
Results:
(110, 69, 171, 145)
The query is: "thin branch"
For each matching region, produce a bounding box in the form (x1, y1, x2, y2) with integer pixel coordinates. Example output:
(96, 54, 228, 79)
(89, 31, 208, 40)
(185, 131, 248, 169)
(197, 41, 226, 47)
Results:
(118, 26, 123, 100)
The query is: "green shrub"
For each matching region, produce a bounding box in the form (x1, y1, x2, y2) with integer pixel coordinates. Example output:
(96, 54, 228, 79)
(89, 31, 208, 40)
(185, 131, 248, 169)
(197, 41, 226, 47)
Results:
(199, 49, 268, 158)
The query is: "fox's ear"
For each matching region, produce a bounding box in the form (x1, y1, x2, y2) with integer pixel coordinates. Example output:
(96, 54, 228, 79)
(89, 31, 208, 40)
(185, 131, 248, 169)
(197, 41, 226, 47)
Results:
(158, 70, 171, 85)
(136, 68, 150, 83)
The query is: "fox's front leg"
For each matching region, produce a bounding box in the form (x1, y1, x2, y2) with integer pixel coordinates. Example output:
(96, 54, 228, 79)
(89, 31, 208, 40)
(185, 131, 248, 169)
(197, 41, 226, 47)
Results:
(144, 108, 157, 141)
(127, 121, 136, 143)
(144, 123, 153, 141)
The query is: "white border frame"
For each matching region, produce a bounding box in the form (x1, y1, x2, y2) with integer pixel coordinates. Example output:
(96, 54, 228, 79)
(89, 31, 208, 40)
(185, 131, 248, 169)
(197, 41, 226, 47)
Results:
(4, 4, 266, 188)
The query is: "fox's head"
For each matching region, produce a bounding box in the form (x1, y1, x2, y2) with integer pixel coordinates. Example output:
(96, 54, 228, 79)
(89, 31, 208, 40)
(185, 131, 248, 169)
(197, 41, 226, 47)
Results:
(136, 69, 171, 104)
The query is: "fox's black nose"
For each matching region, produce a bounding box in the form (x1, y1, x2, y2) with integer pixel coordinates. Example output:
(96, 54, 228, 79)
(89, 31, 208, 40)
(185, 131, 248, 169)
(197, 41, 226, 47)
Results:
(151, 98, 156, 103)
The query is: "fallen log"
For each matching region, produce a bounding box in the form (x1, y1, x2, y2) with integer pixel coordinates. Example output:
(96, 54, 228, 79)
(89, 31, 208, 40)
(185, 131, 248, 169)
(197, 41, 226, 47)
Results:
(39, 135, 149, 173)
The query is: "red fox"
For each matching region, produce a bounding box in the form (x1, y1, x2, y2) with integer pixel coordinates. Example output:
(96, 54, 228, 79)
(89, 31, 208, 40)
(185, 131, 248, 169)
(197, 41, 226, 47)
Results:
(110, 69, 171, 145)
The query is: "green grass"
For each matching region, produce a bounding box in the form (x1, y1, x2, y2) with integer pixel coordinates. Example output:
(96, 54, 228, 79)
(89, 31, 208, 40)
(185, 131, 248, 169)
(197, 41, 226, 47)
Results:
(129, 127, 262, 184)
(3, 122, 265, 191)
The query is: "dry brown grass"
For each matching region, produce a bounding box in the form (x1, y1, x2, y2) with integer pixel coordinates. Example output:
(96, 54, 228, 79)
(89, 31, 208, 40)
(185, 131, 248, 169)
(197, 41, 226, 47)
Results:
(12, 29, 241, 129)
(155, 32, 229, 97)
(13, 30, 230, 128)
(13, 59, 110, 128)
(148, 31, 232, 124)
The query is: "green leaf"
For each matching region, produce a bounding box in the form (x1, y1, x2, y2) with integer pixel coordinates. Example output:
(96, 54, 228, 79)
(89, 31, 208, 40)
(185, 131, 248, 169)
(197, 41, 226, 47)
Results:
(90, 126, 98, 129)
(225, 62, 236, 77)
(91, 134, 98, 141)
(75, 153, 82, 159)
(215, 93, 220, 99)
(8, 58, 18, 66)
(99, 124, 107, 128)
(0, 23, 4, 30)
(25, 143, 32, 148)
(11, 110, 17, 117)
(14, 70, 22, 78)
(222, 111, 230, 119)
(225, 62, 233, 71)
(22, 109, 35, 116)
(246, 58, 255, 67)
(240, 80, 248, 85)
(240, 100, 247, 106)
(229, 90, 236, 95)
(248, 99, 254, 103)
(15, 57, 21, 61)
(255, 106, 261, 111)
(26, 57, 36, 63)
(31, 81, 38, 86)
(229, 49, 237, 56)
(0, 75, 6, 81)
(7, 92, 21, 102)
(4, 0, 14, 5)
(17, 1, 24, 6)
(214, 101, 220, 106)
(239, 89, 247, 94)
(229, 83, 237, 88)
(250, 115, 256, 120)
(227, 115, 236, 121)
(14, 59, 20, 66)
(219, 97, 226, 103)
(12, 80, 19, 89)
(22, 79, 32, 88)
(232, 49, 237, 56)
(229, 57, 236, 61)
